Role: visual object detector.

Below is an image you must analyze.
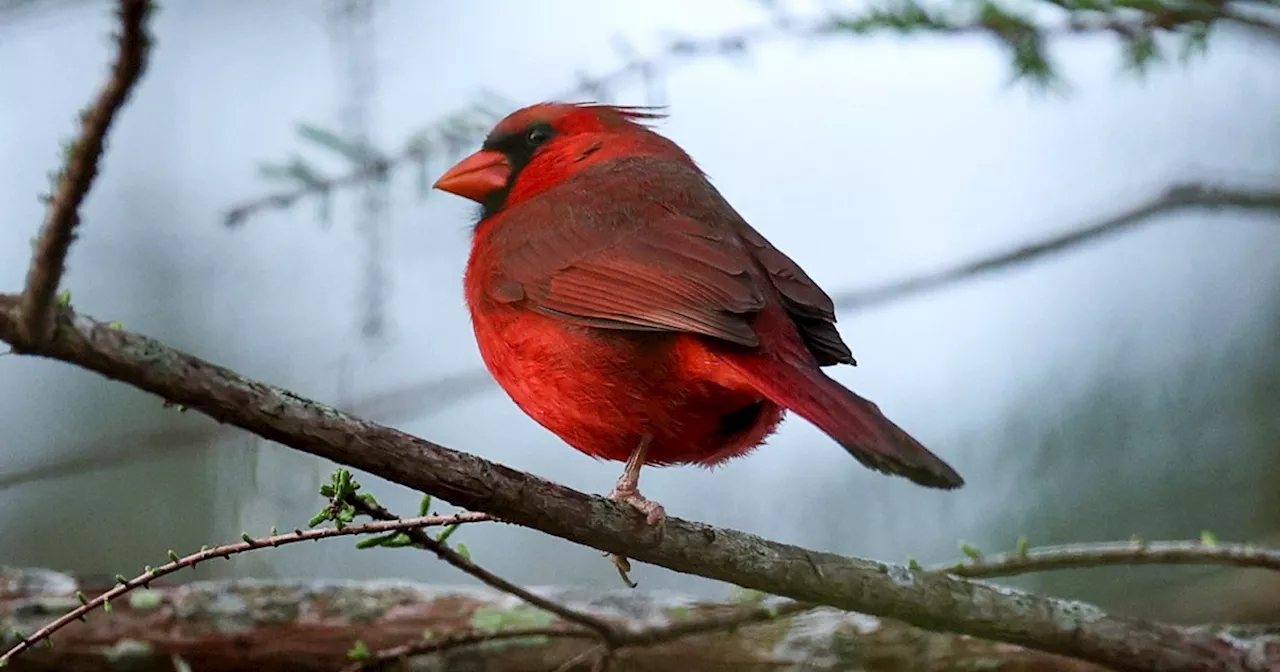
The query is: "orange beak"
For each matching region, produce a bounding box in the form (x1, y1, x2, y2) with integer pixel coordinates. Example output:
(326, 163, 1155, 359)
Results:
(433, 150, 511, 203)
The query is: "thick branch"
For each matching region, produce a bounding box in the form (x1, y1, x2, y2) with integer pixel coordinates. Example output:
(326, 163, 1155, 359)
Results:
(0, 570, 1128, 672)
(0, 299, 1274, 671)
(14, 0, 151, 345)
(935, 540, 1280, 579)
(831, 183, 1280, 311)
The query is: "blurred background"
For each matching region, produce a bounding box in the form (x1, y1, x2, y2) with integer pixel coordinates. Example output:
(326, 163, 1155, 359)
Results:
(1, 0, 1278, 626)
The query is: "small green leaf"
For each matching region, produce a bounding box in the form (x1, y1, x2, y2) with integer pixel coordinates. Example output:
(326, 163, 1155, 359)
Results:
(666, 605, 691, 620)
(128, 590, 163, 610)
(346, 640, 370, 661)
(1199, 530, 1218, 547)
(436, 523, 461, 544)
(1015, 536, 1029, 558)
(76, 591, 88, 605)
(729, 586, 768, 605)
(469, 605, 556, 632)
(906, 556, 922, 571)
(167, 550, 180, 563)
(355, 532, 405, 550)
(241, 533, 254, 543)
(959, 542, 983, 560)
(106, 320, 123, 330)
(115, 574, 129, 586)
(418, 494, 432, 516)
(455, 542, 471, 561)
(56, 290, 71, 307)
(103, 599, 112, 614)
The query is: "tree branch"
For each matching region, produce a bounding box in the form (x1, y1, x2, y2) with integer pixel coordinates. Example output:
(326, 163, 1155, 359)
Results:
(831, 183, 1280, 311)
(0, 570, 1135, 672)
(0, 298, 1275, 671)
(224, 2, 1280, 226)
(934, 539, 1280, 579)
(345, 601, 818, 672)
(343, 494, 622, 645)
(13, 0, 151, 346)
(0, 512, 492, 664)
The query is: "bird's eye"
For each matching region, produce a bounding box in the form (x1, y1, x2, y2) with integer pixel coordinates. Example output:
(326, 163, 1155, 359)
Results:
(526, 126, 553, 147)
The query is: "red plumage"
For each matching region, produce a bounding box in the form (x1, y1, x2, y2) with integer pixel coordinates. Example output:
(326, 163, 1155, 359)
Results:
(435, 102, 962, 521)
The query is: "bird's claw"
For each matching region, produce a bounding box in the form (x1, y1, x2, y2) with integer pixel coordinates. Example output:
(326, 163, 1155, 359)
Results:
(608, 485, 667, 529)
(605, 485, 666, 588)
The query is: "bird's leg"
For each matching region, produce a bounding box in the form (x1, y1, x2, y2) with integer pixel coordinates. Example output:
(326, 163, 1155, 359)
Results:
(607, 434, 666, 526)
(606, 434, 666, 587)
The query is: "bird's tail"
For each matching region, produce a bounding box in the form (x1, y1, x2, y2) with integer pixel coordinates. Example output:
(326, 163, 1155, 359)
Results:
(725, 357, 964, 489)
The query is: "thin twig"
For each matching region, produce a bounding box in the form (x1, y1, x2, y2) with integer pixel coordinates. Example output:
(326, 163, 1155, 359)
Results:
(348, 497, 624, 645)
(344, 627, 597, 672)
(223, 1, 1280, 226)
(15, 0, 152, 345)
(933, 539, 1280, 579)
(831, 183, 1280, 311)
(223, 21, 803, 226)
(622, 600, 814, 646)
(347, 599, 817, 672)
(0, 511, 492, 665)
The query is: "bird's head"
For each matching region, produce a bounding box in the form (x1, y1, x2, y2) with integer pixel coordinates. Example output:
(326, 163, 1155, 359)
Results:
(433, 101, 690, 219)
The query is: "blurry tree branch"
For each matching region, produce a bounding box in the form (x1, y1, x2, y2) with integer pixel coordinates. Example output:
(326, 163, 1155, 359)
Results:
(1, 298, 1278, 670)
(223, 0, 1279, 226)
(830, 182, 1280, 311)
(932, 537, 1280, 579)
(14, 0, 150, 346)
(0, 569, 1130, 672)
(0, 370, 492, 492)
(0, 511, 493, 665)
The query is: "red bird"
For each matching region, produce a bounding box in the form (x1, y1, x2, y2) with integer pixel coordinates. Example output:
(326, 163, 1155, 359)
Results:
(435, 102, 963, 531)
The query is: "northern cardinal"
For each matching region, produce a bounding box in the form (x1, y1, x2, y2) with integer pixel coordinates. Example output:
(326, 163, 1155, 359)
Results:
(434, 102, 963, 549)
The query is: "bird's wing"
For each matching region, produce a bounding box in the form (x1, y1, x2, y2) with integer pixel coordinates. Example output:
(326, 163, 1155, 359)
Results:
(486, 156, 854, 366)
(488, 197, 768, 345)
(730, 220, 854, 366)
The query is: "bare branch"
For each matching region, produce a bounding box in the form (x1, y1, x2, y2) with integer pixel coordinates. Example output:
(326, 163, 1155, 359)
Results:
(347, 601, 816, 672)
(0, 370, 492, 492)
(224, 1, 1280, 225)
(832, 183, 1280, 312)
(933, 539, 1280, 579)
(222, 23, 800, 226)
(0, 511, 492, 664)
(0, 298, 1275, 671)
(345, 495, 622, 645)
(13, 0, 152, 345)
(346, 627, 596, 672)
(3, 572, 1131, 672)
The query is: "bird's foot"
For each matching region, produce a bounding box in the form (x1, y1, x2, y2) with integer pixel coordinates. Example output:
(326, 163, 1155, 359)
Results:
(607, 483, 667, 527)
(606, 484, 666, 588)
